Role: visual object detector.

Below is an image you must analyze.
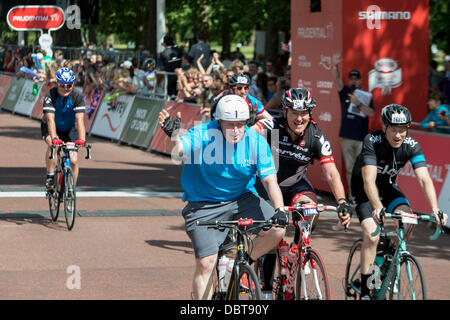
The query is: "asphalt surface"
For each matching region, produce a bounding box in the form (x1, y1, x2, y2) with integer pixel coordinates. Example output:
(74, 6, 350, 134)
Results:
(1, 110, 449, 300)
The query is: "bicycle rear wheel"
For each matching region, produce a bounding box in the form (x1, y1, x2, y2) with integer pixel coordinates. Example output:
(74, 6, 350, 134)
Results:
(344, 239, 362, 300)
(389, 253, 426, 300)
(294, 248, 330, 300)
(228, 263, 262, 300)
(64, 167, 76, 231)
(48, 172, 64, 221)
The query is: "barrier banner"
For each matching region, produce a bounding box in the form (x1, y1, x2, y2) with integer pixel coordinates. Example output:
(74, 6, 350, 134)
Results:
(84, 87, 104, 133)
(0, 75, 12, 105)
(1, 77, 26, 112)
(31, 82, 55, 120)
(150, 101, 202, 155)
(119, 97, 166, 148)
(13, 80, 43, 116)
(89, 92, 135, 140)
(397, 131, 450, 227)
(292, 0, 429, 194)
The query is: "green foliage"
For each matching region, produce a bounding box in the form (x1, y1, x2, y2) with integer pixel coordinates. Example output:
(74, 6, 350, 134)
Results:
(429, 0, 450, 53)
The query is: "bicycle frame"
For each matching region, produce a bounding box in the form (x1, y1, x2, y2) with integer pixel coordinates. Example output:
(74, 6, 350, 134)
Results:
(277, 203, 336, 300)
(347, 210, 444, 300)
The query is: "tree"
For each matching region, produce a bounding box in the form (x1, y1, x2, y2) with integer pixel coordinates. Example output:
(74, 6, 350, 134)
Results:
(429, 0, 450, 54)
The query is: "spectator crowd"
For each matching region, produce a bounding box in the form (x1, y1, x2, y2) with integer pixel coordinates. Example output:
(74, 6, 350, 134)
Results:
(0, 33, 292, 118)
(1, 35, 449, 130)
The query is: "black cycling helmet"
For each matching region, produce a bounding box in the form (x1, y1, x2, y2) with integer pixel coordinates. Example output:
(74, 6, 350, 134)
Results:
(229, 72, 251, 86)
(281, 88, 316, 111)
(381, 104, 412, 127)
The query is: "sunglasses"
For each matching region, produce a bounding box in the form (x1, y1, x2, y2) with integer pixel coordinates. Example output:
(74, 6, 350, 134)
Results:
(58, 83, 73, 89)
(236, 86, 249, 91)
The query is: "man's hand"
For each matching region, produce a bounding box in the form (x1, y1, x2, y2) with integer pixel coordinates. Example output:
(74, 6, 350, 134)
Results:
(332, 52, 342, 67)
(159, 109, 181, 137)
(272, 208, 289, 227)
(432, 208, 448, 228)
(348, 93, 361, 106)
(52, 138, 62, 146)
(337, 201, 351, 229)
(372, 207, 384, 225)
(75, 140, 86, 147)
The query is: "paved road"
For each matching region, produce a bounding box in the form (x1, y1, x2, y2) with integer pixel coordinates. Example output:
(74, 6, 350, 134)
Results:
(1, 110, 449, 300)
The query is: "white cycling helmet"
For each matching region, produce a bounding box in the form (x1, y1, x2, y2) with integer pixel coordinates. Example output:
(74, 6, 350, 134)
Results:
(215, 95, 249, 121)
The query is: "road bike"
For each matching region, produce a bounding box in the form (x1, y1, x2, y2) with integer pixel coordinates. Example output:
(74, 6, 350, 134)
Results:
(344, 209, 445, 300)
(46, 142, 92, 230)
(196, 217, 284, 300)
(255, 202, 338, 300)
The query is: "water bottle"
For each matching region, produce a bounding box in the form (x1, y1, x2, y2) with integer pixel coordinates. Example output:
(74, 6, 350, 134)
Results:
(223, 258, 234, 290)
(217, 255, 229, 292)
(278, 240, 289, 275)
(33, 83, 38, 95)
(287, 244, 297, 265)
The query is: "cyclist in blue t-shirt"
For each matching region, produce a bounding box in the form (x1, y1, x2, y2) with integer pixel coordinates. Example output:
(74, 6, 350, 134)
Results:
(41, 67, 86, 191)
(159, 94, 288, 300)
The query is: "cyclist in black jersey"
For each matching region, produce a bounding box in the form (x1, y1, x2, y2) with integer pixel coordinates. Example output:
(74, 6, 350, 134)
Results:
(351, 104, 448, 300)
(251, 88, 351, 298)
(42, 67, 86, 191)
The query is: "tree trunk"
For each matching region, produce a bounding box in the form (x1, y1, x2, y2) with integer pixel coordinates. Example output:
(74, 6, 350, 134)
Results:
(146, 0, 157, 58)
(221, 11, 230, 56)
(265, 14, 279, 67)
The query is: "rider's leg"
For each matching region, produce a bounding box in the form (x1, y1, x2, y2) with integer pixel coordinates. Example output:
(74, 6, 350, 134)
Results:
(69, 151, 79, 186)
(356, 201, 379, 298)
(192, 254, 218, 300)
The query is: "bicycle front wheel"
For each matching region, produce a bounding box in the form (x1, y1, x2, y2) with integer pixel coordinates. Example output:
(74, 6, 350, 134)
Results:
(64, 167, 76, 231)
(228, 263, 262, 300)
(389, 253, 426, 300)
(295, 248, 330, 300)
(344, 239, 362, 300)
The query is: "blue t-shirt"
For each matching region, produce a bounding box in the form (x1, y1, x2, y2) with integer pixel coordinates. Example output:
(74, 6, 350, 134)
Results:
(179, 120, 277, 202)
(420, 104, 449, 133)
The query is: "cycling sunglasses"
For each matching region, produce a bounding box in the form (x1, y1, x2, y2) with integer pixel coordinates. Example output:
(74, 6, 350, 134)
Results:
(235, 86, 249, 91)
(57, 83, 73, 89)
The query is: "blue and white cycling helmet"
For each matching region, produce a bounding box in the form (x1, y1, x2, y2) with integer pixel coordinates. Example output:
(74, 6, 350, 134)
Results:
(56, 67, 76, 83)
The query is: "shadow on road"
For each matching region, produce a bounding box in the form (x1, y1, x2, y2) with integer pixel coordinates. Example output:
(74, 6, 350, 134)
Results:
(0, 125, 42, 140)
(0, 165, 182, 189)
(0, 215, 70, 231)
(145, 240, 194, 255)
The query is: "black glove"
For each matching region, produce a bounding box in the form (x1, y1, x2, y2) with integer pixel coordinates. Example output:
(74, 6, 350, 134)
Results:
(337, 201, 351, 216)
(272, 209, 289, 226)
(162, 116, 181, 137)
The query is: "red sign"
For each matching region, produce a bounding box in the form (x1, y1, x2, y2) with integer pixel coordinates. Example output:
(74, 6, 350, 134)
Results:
(7, 6, 65, 31)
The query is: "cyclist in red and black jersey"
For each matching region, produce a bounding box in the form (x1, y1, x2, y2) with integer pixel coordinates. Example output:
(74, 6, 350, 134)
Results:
(251, 88, 350, 298)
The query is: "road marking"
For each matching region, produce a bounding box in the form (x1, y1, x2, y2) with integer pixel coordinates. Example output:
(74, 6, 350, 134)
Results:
(0, 191, 183, 198)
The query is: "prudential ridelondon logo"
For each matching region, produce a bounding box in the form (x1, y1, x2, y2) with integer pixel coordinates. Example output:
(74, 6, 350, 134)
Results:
(368, 58, 402, 95)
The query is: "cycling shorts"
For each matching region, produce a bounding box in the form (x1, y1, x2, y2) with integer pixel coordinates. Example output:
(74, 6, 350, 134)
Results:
(41, 121, 78, 143)
(254, 176, 316, 205)
(182, 192, 275, 259)
(353, 182, 410, 223)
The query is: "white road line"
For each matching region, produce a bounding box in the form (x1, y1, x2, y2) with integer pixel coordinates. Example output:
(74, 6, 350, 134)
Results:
(0, 191, 183, 198)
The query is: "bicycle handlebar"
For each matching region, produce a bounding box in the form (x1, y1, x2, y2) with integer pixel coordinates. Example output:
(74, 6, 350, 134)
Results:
(370, 210, 445, 240)
(49, 142, 92, 160)
(196, 218, 285, 232)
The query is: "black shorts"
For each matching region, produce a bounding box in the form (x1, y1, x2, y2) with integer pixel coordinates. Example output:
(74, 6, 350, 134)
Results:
(41, 121, 78, 143)
(353, 182, 410, 223)
(255, 176, 316, 205)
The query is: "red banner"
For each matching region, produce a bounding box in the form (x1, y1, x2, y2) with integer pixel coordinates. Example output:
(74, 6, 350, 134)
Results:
(0, 75, 13, 105)
(149, 102, 203, 155)
(291, 0, 429, 194)
(7, 6, 65, 31)
(397, 131, 450, 219)
(31, 82, 55, 119)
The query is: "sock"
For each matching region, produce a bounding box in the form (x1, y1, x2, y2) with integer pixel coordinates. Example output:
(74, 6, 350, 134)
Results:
(262, 253, 276, 290)
(47, 172, 55, 178)
(361, 273, 371, 297)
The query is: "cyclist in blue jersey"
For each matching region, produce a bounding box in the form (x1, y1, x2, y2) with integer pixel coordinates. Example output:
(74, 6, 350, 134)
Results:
(41, 67, 86, 191)
(210, 72, 272, 126)
(159, 94, 288, 300)
(351, 104, 448, 300)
